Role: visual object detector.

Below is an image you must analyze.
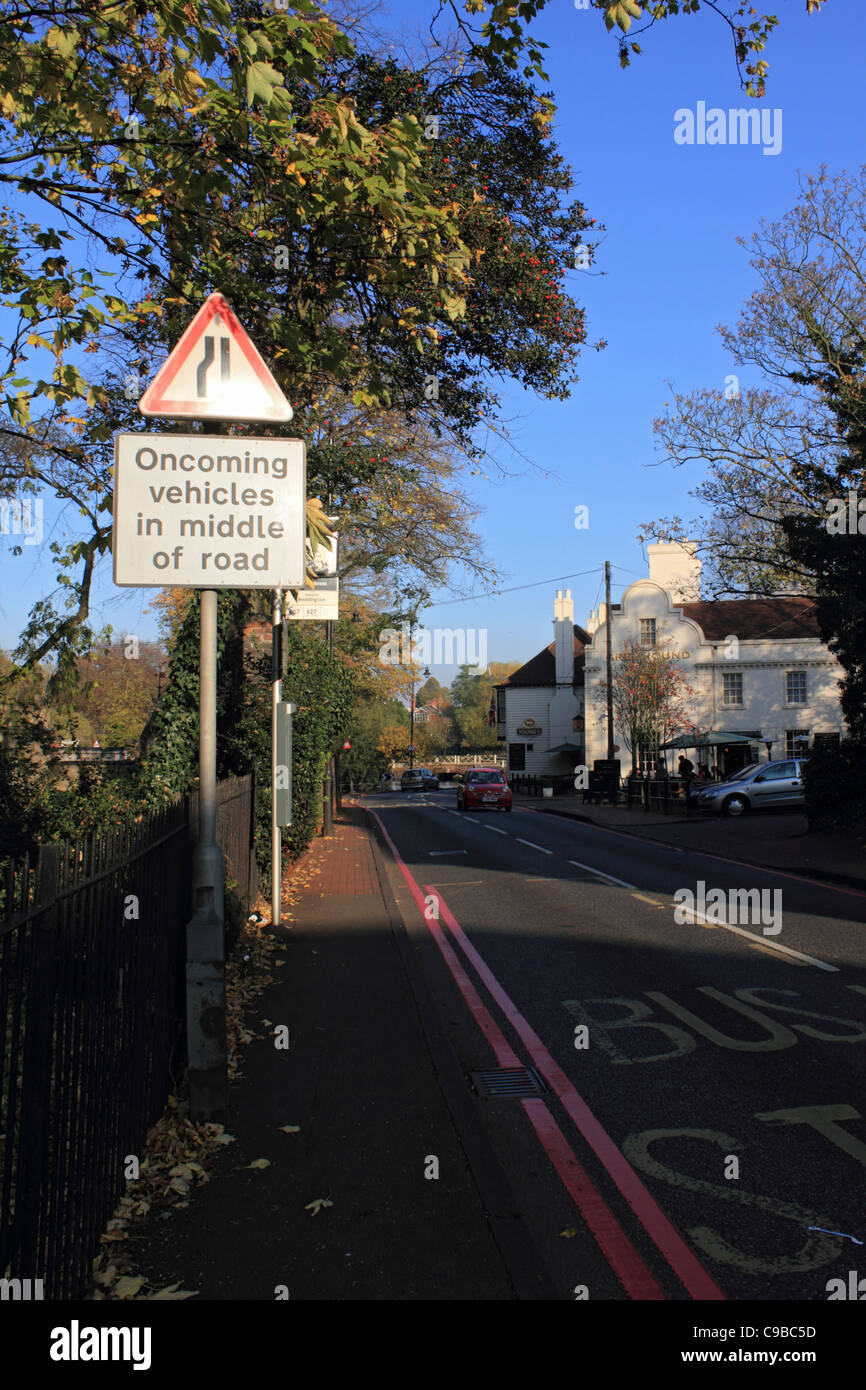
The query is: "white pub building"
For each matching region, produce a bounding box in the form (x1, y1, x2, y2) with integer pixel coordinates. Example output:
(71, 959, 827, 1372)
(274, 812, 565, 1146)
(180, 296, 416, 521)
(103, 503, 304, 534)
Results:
(495, 542, 845, 779)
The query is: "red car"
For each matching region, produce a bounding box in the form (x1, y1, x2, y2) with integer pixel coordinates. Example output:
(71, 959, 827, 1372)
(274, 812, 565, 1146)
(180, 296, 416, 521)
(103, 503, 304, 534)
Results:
(457, 767, 512, 812)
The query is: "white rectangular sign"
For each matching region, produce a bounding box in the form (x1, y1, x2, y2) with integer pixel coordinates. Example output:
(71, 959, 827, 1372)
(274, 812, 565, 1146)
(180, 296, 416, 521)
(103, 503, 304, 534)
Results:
(112, 433, 306, 588)
(284, 535, 339, 621)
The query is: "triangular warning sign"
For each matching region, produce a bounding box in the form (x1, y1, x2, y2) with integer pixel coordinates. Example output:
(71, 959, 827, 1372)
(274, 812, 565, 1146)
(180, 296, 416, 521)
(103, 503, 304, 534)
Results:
(138, 292, 293, 422)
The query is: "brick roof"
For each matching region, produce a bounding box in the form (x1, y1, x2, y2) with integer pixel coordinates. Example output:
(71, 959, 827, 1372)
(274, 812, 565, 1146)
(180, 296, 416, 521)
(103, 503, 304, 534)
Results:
(679, 596, 820, 642)
(499, 625, 589, 687)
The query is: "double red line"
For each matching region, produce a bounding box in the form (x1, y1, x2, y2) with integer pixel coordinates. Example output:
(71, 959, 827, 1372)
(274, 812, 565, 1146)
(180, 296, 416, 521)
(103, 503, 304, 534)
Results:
(370, 809, 725, 1302)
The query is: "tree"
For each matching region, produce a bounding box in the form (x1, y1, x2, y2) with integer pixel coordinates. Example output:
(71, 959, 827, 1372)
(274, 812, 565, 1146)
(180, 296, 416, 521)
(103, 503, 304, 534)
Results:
(0, 0, 822, 670)
(68, 640, 164, 746)
(0, 3, 593, 672)
(448, 1, 824, 100)
(415, 675, 443, 707)
(641, 164, 866, 598)
(304, 398, 495, 601)
(639, 161, 866, 789)
(450, 663, 499, 748)
(597, 640, 697, 770)
(342, 695, 408, 786)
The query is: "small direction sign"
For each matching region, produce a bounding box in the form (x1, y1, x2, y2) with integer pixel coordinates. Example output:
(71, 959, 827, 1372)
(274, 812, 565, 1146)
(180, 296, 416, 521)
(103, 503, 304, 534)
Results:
(112, 432, 306, 588)
(138, 292, 293, 422)
(284, 535, 339, 621)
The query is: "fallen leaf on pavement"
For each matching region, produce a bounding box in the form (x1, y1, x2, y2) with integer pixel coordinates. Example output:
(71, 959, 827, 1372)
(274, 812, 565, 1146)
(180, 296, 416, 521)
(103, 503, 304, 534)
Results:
(305, 1197, 333, 1215)
(113, 1276, 145, 1298)
(247, 1158, 271, 1169)
(278, 1125, 300, 1133)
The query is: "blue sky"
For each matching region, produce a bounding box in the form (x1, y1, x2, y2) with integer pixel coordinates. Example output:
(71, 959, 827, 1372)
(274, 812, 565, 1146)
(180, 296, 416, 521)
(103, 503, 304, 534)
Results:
(1, 0, 862, 685)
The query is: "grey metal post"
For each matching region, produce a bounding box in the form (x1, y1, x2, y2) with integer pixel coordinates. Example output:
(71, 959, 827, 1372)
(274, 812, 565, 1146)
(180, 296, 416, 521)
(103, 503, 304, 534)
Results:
(186, 587, 227, 1122)
(272, 587, 283, 925)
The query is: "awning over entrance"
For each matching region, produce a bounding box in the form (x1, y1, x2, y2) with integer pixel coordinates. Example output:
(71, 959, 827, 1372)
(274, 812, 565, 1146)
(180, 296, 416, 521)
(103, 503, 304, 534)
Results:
(547, 740, 585, 755)
(659, 730, 760, 750)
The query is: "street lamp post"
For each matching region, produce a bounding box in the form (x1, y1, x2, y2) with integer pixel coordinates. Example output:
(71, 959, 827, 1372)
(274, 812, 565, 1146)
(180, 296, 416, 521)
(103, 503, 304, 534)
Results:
(408, 640, 430, 771)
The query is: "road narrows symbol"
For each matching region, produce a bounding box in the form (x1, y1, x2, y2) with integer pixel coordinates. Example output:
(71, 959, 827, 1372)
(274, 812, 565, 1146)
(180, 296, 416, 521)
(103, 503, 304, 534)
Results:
(196, 335, 231, 397)
(138, 292, 291, 421)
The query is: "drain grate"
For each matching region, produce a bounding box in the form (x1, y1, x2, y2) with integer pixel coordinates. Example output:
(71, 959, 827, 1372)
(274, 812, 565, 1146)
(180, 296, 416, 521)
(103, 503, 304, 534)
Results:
(470, 1066, 549, 1099)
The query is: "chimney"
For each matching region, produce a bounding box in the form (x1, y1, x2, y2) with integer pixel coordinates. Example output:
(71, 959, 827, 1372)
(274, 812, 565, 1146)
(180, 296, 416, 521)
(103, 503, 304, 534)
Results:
(647, 541, 702, 603)
(553, 588, 574, 685)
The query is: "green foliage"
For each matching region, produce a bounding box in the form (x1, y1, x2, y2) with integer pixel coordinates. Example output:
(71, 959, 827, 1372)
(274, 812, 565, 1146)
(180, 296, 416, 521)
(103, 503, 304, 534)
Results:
(449, 664, 499, 749)
(63, 640, 163, 746)
(221, 625, 354, 877)
(802, 739, 866, 833)
(415, 676, 443, 706)
(0, 712, 138, 854)
(466, 1, 790, 98)
(0, 702, 65, 852)
(138, 589, 242, 807)
(342, 696, 411, 788)
(140, 588, 354, 875)
(0, 3, 594, 670)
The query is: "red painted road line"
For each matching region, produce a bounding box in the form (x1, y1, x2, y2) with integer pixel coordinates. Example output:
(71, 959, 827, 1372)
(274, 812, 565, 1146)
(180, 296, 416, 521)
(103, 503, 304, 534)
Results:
(517, 804, 866, 901)
(368, 811, 665, 1300)
(518, 1099, 662, 1300)
(420, 883, 726, 1303)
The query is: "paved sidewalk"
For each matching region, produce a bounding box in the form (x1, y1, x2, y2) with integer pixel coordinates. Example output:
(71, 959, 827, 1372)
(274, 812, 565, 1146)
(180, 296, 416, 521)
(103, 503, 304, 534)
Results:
(129, 807, 543, 1300)
(513, 793, 866, 890)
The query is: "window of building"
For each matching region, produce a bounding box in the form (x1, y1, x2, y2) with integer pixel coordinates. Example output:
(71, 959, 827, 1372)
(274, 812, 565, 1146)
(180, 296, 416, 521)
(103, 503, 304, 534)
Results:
(635, 742, 659, 775)
(812, 732, 840, 753)
(639, 618, 656, 646)
(722, 672, 743, 706)
(508, 743, 526, 771)
(786, 729, 810, 758)
(786, 671, 807, 704)
(496, 689, 506, 723)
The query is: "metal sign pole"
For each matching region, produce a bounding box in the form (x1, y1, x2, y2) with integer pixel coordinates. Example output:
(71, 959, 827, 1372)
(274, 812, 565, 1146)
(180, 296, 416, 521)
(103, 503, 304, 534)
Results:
(186, 586, 227, 1121)
(272, 587, 283, 925)
(119, 291, 304, 1126)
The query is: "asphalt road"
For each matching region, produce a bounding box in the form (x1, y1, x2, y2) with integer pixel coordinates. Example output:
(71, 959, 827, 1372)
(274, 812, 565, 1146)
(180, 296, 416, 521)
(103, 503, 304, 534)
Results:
(364, 786, 866, 1303)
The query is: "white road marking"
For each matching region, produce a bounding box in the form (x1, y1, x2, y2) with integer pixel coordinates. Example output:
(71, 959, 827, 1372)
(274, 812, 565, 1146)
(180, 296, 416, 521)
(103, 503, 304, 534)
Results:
(481, 825, 509, 835)
(516, 838, 553, 854)
(748, 942, 807, 965)
(678, 908, 838, 971)
(425, 881, 485, 887)
(568, 858, 636, 890)
(428, 849, 468, 856)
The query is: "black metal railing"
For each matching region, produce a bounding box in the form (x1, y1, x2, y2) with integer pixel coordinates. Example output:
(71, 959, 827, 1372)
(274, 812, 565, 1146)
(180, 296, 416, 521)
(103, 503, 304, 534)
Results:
(0, 774, 256, 1301)
(508, 773, 576, 798)
(508, 772, 696, 815)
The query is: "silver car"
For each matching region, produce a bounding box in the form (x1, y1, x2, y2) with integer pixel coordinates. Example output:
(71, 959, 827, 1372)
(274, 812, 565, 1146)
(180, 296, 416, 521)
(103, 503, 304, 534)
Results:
(691, 758, 807, 818)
